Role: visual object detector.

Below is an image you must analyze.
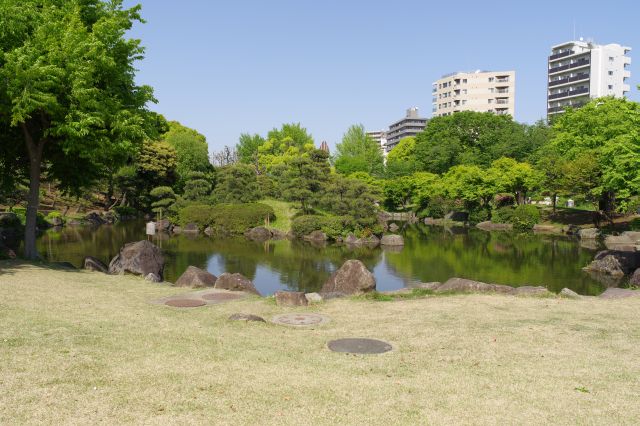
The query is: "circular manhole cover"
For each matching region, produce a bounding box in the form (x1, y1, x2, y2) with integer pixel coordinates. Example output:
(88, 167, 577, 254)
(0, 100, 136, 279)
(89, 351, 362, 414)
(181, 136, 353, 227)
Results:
(327, 338, 393, 354)
(165, 299, 206, 308)
(272, 313, 331, 327)
(202, 292, 242, 301)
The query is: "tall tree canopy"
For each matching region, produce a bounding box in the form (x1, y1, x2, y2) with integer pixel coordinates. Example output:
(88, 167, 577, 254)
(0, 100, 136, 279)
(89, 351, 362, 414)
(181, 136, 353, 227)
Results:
(333, 124, 384, 177)
(162, 121, 212, 189)
(0, 0, 156, 258)
(385, 136, 417, 177)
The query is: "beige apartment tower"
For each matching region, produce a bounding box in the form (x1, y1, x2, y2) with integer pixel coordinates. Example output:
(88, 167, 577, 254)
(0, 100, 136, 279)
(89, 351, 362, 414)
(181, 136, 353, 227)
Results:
(432, 70, 515, 117)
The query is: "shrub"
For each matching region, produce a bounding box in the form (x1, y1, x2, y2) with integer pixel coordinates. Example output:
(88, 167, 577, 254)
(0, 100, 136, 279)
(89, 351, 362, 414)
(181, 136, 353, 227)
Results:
(629, 218, 640, 231)
(491, 206, 515, 224)
(12, 208, 48, 228)
(468, 208, 489, 224)
(178, 203, 275, 235)
(0, 212, 22, 228)
(291, 215, 356, 239)
(114, 206, 138, 218)
(510, 205, 541, 231)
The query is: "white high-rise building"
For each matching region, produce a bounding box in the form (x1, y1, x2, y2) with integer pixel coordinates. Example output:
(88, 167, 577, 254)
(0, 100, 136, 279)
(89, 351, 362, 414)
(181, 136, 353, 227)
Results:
(547, 40, 631, 117)
(432, 70, 516, 118)
(366, 130, 388, 157)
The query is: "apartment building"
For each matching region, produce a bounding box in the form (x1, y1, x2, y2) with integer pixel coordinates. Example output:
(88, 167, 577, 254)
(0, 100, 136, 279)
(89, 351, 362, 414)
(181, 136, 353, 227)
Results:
(432, 70, 516, 117)
(366, 130, 388, 156)
(547, 39, 631, 117)
(384, 107, 428, 152)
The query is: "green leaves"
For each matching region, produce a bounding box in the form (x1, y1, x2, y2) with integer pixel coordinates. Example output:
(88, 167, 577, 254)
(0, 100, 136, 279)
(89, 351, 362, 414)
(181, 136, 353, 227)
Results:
(334, 124, 384, 177)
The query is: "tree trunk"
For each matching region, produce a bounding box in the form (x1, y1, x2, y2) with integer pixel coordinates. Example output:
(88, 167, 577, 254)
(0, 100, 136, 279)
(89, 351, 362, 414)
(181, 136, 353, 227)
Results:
(552, 192, 557, 214)
(22, 123, 45, 260)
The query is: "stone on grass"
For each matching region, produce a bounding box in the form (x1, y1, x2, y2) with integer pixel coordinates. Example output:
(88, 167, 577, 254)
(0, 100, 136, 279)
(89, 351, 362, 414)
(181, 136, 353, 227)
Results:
(321, 260, 376, 295)
(630, 269, 640, 286)
(435, 278, 513, 294)
(380, 234, 404, 246)
(145, 273, 162, 283)
(599, 288, 640, 299)
(215, 272, 261, 295)
(175, 266, 217, 288)
(305, 292, 323, 303)
(511, 286, 554, 297)
(108, 240, 164, 280)
(228, 313, 266, 322)
(559, 288, 581, 299)
(83, 256, 108, 273)
(275, 291, 308, 307)
(413, 282, 442, 291)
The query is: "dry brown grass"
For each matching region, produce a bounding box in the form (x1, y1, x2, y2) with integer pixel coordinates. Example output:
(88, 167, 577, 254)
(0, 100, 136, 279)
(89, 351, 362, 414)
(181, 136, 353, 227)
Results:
(1, 261, 639, 425)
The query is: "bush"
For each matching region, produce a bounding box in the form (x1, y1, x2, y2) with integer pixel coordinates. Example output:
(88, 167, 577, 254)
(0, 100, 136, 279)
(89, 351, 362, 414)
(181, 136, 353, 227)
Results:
(629, 218, 640, 231)
(12, 208, 48, 228)
(114, 206, 138, 218)
(291, 215, 356, 239)
(491, 206, 515, 224)
(178, 203, 275, 235)
(468, 208, 489, 224)
(0, 212, 22, 229)
(510, 205, 541, 231)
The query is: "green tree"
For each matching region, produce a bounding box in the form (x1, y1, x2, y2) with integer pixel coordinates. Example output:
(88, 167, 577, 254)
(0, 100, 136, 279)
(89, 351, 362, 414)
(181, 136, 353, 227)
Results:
(182, 171, 213, 202)
(150, 186, 177, 219)
(162, 121, 212, 189)
(334, 124, 384, 177)
(258, 123, 315, 172)
(488, 157, 542, 205)
(550, 97, 640, 214)
(321, 174, 380, 227)
(385, 136, 417, 177)
(237, 133, 265, 166)
(213, 164, 260, 204)
(383, 177, 415, 211)
(0, 0, 155, 258)
(281, 149, 330, 214)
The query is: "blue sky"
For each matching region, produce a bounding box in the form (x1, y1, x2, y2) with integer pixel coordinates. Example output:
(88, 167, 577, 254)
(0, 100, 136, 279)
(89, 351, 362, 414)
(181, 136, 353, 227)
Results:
(124, 0, 640, 152)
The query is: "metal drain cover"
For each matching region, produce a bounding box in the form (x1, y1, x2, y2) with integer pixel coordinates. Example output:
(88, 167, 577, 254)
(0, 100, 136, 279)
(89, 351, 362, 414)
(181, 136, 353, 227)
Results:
(327, 338, 393, 354)
(165, 299, 206, 308)
(202, 292, 242, 301)
(271, 313, 331, 327)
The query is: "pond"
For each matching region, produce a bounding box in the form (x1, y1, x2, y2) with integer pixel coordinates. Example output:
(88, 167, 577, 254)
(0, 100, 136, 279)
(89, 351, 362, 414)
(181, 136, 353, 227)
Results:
(36, 220, 608, 296)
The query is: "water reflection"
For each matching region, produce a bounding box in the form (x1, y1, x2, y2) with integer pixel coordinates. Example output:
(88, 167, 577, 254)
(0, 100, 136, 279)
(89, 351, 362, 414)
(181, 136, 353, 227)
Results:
(37, 221, 607, 295)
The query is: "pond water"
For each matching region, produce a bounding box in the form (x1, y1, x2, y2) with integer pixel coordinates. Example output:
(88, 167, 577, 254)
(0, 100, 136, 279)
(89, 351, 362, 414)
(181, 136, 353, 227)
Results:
(36, 220, 608, 296)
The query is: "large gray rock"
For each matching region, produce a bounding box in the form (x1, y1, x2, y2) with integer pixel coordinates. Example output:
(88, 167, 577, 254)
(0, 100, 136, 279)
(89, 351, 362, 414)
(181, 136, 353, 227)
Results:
(215, 273, 261, 295)
(435, 278, 514, 294)
(354, 235, 380, 247)
(578, 228, 600, 240)
(275, 291, 308, 307)
(344, 234, 358, 244)
(246, 226, 271, 241)
(175, 266, 217, 288)
(604, 235, 636, 251)
(155, 219, 171, 232)
(108, 240, 164, 280)
(511, 286, 554, 297)
(182, 223, 199, 233)
(559, 288, 582, 299)
(599, 288, 640, 299)
(622, 231, 640, 243)
(84, 212, 107, 226)
(584, 250, 640, 276)
(630, 269, 640, 286)
(305, 292, 323, 303)
(476, 221, 513, 231)
(380, 234, 404, 246)
(303, 230, 327, 241)
(83, 256, 108, 273)
(145, 273, 162, 283)
(321, 260, 376, 295)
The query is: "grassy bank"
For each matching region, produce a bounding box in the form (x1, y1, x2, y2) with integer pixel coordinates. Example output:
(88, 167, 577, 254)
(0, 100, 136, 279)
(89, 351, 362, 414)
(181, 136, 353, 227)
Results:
(259, 198, 298, 232)
(1, 262, 639, 424)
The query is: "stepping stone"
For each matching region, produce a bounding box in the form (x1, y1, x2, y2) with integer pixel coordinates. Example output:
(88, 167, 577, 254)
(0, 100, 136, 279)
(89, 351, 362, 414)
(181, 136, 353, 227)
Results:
(271, 313, 331, 327)
(327, 338, 393, 354)
(202, 292, 243, 302)
(165, 299, 206, 308)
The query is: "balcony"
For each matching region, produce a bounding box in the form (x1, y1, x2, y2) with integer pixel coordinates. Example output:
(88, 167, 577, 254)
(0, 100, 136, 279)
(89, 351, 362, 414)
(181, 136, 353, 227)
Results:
(495, 78, 510, 83)
(495, 99, 509, 104)
(548, 73, 589, 87)
(547, 101, 587, 114)
(495, 88, 509, 94)
(549, 50, 575, 61)
(549, 58, 590, 74)
(548, 87, 589, 100)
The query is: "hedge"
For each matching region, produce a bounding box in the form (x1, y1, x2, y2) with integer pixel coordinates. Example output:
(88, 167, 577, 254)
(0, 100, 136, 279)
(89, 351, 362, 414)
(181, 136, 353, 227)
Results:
(178, 203, 275, 235)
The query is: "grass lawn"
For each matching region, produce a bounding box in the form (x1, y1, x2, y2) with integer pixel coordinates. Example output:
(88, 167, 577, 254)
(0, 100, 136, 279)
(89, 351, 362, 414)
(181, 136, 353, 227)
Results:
(259, 198, 298, 232)
(1, 262, 640, 425)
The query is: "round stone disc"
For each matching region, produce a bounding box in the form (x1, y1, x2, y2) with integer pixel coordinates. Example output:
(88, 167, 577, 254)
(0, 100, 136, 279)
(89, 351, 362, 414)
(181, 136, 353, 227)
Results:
(271, 313, 331, 327)
(327, 338, 393, 354)
(165, 299, 206, 308)
(202, 292, 242, 301)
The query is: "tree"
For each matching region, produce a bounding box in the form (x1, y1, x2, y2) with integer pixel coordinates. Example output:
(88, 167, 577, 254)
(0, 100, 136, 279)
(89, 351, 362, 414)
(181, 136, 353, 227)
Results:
(236, 133, 264, 166)
(281, 149, 330, 214)
(0, 1, 155, 258)
(213, 164, 260, 204)
(182, 171, 213, 201)
(258, 123, 315, 172)
(550, 97, 640, 214)
(334, 124, 384, 177)
(383, 177, 415, 211)
(488, 157, 542, 205)
(150, 186, 177, 219)
(385, 136, 417, 177)
(211, 145, 238, 167)
(321, 174, 379, 227)
(162, 121, 212, 189)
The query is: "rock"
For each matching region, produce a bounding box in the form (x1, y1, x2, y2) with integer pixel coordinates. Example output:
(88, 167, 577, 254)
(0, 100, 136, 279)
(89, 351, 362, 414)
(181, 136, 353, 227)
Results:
(228, 313, 266, 322)
(511, 286, 554, 297)
(584, 250, 640, 276)
(354, 235, 380, 247)
(175, 266, 217, 288)
(424, 217, 437, 225)
(214, 273, 261, 295)
(67, 219, 82, 226)
(172, 226, 182, 234)
(631, 269, 640, 286)
(599, 288, 640, 299)
(271, 229, 287, 240)
(103, 211, 116, 224)
(204, 227, 213, 236)
(83, 256, 108, 273)
(532, 224, 559, 234)
(380, 234, 404, 246)
(275, 291, 308, 307)
(559, 288, 582, 299)
(305, 292, 323, 303)
(622, 231, 640, 244)
(388, 223, 399, 232)
(155, 219, 171, 232)
(604, 235, 635, 251)
(182, 223, 199, 233)
(321, 291, 348, 300)
(108, 240, 164, 280)
(412, 282, 442, 291)
(246, 226, 271, 241)
(321, 260, 376, 295)
(84, 212, 106, 226)
(578, 228, 600, 240)
(435, 278, 513, 294)
(303, 230, 327, 241)
(145, 273, 162, 283)
(476, 221, 513, 231)
(344, 234, 358, 244)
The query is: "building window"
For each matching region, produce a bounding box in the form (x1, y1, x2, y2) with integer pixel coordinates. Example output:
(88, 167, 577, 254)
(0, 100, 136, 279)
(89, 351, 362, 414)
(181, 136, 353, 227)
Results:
(462, 79, 467, 83)
(462, 100, 467, 105)
(608, 71, 613, 76)
(462, 89, 467, 95)
(608, 85, 613, 90)
(488, 77, 494, 82)
(609, 56, 614, 62)
(488, 99, 494, 104)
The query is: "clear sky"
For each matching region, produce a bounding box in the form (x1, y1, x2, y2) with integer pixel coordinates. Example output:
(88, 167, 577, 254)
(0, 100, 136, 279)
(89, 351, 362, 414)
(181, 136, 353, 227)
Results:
(123, 0, 640, 152)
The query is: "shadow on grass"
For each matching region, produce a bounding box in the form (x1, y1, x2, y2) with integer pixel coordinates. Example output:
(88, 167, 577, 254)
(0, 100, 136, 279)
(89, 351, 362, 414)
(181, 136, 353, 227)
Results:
(0, 259, 82, 276)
